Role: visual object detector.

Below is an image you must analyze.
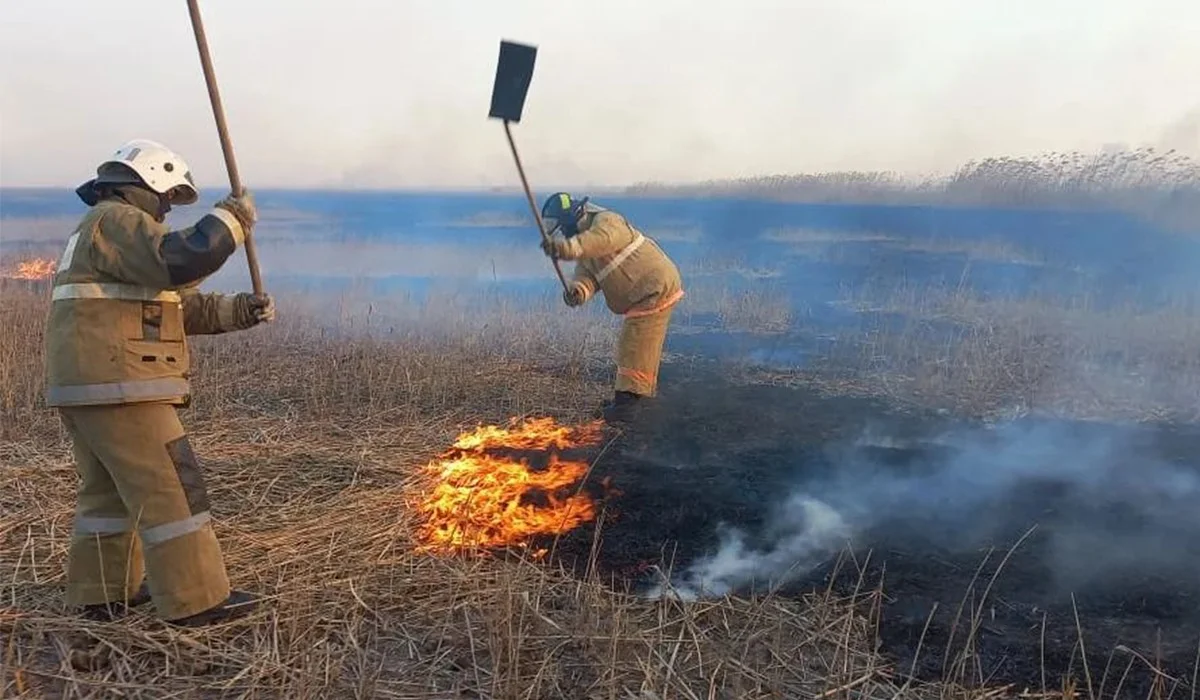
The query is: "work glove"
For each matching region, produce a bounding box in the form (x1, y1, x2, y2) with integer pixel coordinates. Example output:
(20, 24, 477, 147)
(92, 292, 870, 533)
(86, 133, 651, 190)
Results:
(232, 292, 275, 329)
(541, 235, 581, 260)
(563, 283, 586, 308)
(216, 190, 258, 233)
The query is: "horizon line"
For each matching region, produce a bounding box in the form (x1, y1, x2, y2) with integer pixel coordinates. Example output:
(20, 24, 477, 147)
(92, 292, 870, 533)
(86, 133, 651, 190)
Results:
(4, 145, 1196, 193)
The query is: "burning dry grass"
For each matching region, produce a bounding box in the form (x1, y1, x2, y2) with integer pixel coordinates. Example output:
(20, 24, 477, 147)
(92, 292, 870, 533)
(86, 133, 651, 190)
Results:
(0, 284, 938, 699)
(414, 417, 607, 556)
(0, 257, 57, 282)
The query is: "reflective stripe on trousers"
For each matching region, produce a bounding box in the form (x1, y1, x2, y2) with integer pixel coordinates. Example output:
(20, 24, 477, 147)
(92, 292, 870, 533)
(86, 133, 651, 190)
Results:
(47, 377, 191, 406)
(617, 367, 656, 387)
(74, 512, 212, 546)
(51, 282, 181, 303)
(75, 515, 132, 535)
(140, 512, 212, 546)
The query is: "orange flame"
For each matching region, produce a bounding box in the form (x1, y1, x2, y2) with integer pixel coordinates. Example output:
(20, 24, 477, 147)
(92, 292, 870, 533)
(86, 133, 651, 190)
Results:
(3, 258, 56, 281)
(415, 416, 606, 557)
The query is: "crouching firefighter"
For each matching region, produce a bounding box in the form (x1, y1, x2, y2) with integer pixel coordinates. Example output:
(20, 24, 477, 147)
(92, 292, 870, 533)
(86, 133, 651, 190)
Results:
(540, 193, 684, 422)
(44, 140, 273, 626)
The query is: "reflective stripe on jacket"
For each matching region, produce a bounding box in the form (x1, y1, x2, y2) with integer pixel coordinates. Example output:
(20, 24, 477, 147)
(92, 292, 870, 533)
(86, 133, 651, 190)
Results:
(44, 196, 243, 407)
(52, 283, 182, 304)
(569, 210, 684, 317)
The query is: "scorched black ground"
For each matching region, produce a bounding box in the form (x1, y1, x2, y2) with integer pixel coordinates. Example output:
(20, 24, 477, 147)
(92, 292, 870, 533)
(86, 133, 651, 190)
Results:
(541, 366, 1200, 696)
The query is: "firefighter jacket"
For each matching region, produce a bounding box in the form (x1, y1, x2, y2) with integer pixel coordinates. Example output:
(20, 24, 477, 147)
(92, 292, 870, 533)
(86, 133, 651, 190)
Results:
(44, 185, 249, 407)
(561, 209, 684, 318)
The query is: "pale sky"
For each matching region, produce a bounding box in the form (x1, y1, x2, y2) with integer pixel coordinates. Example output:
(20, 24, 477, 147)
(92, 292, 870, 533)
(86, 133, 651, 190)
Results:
(2, 0, 1198, 190)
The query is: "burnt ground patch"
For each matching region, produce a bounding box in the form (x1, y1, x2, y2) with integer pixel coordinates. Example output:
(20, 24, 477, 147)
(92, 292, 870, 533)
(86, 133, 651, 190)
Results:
(544, 369, 1200, 695)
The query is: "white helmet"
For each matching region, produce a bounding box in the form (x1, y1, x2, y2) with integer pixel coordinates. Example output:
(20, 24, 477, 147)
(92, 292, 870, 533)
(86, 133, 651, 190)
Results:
(94, 139, 199, 205)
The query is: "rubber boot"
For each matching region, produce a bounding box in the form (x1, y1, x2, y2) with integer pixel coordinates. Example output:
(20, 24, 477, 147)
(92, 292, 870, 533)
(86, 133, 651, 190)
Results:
(602, 390, 646, 424)
(166, 590, 260, 628)
(78, 582, 152, 622)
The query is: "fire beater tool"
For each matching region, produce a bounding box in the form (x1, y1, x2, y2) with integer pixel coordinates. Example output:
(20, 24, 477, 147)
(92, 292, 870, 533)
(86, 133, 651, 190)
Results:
(186, 0, 265, 295)
(487, 39, 569, 293)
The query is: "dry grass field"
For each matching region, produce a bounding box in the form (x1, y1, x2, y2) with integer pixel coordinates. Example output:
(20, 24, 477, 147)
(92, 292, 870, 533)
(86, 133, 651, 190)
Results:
(4, 221, 1200, 699)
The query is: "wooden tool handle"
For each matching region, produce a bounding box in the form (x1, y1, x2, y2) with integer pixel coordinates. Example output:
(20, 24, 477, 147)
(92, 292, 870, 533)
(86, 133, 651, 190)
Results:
(503, 121, 570, 292)
(186, 0, 265, 295)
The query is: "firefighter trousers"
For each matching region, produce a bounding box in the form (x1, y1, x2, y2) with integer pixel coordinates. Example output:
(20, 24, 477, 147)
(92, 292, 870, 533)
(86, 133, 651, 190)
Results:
(58, 402, 231, 620)
(615, 307, 674, 397)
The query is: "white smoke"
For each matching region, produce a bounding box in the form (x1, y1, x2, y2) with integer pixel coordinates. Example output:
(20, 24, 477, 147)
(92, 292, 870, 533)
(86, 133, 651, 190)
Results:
(641, 419, 1200, 601)
(643, 495, 852, 601)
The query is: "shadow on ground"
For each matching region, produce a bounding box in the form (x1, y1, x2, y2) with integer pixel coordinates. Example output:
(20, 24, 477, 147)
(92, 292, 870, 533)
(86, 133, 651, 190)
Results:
(544, 366, 1200, 694)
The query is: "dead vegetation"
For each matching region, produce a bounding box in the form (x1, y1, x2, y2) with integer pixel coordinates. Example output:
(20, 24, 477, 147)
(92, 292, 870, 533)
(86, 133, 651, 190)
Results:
(626, 147, 1200, 227)
(664, 245, 1200, 424)
(2, 274, 1196, 699)
(0, 284, 909, 699)
(824, 280, 1200, 422)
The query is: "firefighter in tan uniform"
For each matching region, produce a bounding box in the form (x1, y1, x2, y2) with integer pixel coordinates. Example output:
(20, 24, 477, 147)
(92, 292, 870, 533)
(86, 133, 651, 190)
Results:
(540, 193, 684, 421)
(45, 140, 272, 626)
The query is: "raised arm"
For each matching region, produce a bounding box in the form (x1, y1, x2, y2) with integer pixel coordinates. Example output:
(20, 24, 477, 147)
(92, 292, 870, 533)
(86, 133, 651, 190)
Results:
(548, 212, 633, 261)
(91, 195, 253, 290)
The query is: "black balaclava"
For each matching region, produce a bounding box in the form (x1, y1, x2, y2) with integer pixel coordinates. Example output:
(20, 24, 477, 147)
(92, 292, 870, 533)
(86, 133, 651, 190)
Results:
(76, 179, 172, 222)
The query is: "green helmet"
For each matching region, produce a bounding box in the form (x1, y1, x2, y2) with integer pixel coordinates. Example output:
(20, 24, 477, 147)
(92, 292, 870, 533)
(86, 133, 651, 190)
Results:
(541, 192, 590, 238)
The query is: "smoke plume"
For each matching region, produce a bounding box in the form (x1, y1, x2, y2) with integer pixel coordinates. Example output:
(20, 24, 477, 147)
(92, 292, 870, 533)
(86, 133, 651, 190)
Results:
(644, 495, 852, 601)
(644, 418, 1200, 601)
